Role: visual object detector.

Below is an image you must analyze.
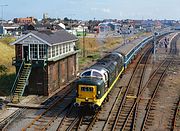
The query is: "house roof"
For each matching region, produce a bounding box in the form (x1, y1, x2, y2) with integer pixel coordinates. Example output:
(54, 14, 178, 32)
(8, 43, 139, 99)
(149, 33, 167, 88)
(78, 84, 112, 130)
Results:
(11, 30, 78, 46)
(35, 23, 64, 30)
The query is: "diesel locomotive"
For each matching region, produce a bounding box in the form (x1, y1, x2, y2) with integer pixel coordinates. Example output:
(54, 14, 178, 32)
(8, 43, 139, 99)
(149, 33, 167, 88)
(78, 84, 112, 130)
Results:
(74, 53, 124, 109)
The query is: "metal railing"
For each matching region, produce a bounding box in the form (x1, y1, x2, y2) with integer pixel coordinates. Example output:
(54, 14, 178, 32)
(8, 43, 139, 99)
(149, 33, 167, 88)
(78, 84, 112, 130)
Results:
(10, 58, 25, 101)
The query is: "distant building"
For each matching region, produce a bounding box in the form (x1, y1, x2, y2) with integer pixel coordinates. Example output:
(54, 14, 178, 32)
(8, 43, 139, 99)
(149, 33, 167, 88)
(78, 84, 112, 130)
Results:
(74, 25, 88, 36)
(20, 23, 64, 33)
(0, 24, 20, 36)
(14, 17, 35, 25)
(58, 23, 66, 29)
(43, 13, 48, 20)
(98, 22, 121, 33)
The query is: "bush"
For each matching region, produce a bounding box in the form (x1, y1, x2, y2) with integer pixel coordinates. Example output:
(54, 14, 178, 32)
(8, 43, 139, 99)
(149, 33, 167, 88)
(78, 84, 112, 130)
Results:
(0, 65, 8, 75)
(0, 37, 16, 44)
(0, 73, 16, 95)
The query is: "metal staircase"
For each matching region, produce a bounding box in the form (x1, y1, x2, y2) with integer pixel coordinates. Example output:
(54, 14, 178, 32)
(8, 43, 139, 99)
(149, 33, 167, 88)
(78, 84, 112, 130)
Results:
(11, 61, 32, 103)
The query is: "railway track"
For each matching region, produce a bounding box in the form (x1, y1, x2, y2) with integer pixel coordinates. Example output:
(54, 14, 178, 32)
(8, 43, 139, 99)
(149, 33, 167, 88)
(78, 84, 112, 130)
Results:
(140, 58, 172, 131)
(21, 85, 76, 131)
(140, 33, 179, 131)
(0, 108, 27, 130)
(101, 45, 153, 131)
(56, 105, 79, 131)
(56, 87, 124, 131)
(172, 97, 180, 131)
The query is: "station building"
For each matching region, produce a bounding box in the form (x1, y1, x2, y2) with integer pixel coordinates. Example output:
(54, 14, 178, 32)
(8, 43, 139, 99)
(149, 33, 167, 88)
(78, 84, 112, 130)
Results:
(11, 30, 79, 102)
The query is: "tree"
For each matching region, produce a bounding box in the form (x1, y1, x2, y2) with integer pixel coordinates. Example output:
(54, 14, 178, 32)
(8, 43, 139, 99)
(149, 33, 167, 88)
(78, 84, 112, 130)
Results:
(64, 17, 69, 22)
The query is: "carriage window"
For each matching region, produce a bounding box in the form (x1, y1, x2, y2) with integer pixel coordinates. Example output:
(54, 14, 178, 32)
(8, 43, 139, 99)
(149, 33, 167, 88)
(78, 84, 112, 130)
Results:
(92, 71, 102, 78)
(81, 71, 91, 77)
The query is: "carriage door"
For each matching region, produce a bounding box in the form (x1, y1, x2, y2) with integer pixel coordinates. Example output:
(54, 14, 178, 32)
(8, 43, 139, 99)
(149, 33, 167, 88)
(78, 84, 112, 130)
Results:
(23, 45, 29, 62)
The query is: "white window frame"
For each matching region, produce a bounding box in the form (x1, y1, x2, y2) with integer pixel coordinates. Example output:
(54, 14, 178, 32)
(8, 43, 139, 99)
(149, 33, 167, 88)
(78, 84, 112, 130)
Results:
(30, 44, 47, 60)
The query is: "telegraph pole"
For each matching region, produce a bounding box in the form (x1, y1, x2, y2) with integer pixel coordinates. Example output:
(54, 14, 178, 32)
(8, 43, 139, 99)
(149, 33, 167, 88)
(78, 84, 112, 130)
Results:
(82, 25, 85, 57)
(0, 4, 8, 25)
(153, 33, 156, 62)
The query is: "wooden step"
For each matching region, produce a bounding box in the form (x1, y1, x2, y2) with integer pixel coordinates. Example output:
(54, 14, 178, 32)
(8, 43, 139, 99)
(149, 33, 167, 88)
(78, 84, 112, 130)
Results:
(15, 90, 22, 93)
(16, 89, 23, 91)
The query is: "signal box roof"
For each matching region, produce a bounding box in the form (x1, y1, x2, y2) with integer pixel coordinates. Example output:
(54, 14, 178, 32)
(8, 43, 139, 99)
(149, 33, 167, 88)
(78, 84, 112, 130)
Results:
(11, 30, 78, 46)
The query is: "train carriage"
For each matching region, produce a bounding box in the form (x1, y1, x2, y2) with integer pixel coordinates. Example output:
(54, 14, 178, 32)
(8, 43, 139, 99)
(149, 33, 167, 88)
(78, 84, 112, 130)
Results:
(114, 36, 153, 68)
(74, 31, 171, 109)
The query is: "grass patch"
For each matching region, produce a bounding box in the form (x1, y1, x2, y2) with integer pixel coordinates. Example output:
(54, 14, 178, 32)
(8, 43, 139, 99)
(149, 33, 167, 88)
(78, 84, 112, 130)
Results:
(0, 37, 16, 96)
(0, 37, 16, 44)
(78, 32, 151, 70)
(0, 39, 15, 74)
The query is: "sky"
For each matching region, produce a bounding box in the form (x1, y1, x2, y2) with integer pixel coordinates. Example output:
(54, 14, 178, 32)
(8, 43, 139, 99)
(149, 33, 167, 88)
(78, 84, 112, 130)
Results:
(1, 0, 180, 20)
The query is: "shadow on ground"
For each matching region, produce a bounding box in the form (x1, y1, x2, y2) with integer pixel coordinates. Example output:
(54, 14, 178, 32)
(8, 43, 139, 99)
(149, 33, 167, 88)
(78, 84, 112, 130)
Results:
(0, 73, 15, 96)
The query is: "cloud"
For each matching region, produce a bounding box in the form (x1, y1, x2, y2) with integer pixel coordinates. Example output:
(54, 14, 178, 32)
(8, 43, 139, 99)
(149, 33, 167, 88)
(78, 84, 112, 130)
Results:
(91, 7, 98, 11)
(102, 8, 110, 13)
(90, 7, 111, 13)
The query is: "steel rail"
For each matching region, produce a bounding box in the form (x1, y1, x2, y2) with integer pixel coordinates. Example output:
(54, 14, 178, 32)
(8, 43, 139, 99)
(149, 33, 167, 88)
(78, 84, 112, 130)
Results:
(102, 88, 124, 130)
(56, 105, 79, 131)
(85, 112, 99, 131)
(75, 116, 83, 131)
(172, 97, 180, 131)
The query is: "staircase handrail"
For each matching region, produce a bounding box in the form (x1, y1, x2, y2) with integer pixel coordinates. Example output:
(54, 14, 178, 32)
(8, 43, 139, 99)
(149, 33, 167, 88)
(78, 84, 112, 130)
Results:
(10, 59, 25, 100)
(20, 65, 32, 97)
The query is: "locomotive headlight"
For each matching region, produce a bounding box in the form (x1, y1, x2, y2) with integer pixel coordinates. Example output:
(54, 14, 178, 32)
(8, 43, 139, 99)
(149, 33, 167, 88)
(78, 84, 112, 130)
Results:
(98, 91, 101, 94)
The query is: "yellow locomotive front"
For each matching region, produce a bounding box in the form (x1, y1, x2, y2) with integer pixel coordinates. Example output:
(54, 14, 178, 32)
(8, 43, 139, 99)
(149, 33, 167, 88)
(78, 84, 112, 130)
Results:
(74, 76, 105, 109)
(78, 85, 97, 101)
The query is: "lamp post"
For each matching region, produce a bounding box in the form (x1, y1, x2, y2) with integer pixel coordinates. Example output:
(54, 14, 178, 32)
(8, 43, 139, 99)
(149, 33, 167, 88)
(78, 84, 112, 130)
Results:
(153, 33, 156, 61)
(123, 32, 126, 45)
(153, 26, 158, 62)
(0, 4, 8, 25)
(82, 25, 85, 57)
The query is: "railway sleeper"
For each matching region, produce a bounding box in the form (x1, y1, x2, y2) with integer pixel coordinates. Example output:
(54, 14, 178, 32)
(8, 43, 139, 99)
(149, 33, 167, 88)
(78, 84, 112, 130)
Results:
(144, 125, 149, 130)
(147, 114, 155, 119)
(33, 122, 49, 126)
(145, 122, 153, 126)
(33, 126, 44, 130)
(120, 114, 129, 118)
(147, 116, 154, 120)
(97, 118, 106, 121)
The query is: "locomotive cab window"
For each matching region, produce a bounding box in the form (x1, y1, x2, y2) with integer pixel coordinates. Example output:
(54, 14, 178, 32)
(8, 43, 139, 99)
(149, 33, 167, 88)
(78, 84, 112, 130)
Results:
(81, 71, 91, 77)
(92, 71, 102, 78)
